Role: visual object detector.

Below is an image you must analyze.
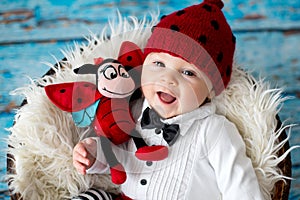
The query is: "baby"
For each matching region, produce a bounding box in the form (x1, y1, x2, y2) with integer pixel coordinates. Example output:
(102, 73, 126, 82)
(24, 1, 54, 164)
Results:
(73, 0, 263, 199)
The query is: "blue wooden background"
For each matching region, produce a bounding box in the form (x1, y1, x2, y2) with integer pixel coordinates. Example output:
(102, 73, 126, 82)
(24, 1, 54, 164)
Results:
(0, 0, 299, 199)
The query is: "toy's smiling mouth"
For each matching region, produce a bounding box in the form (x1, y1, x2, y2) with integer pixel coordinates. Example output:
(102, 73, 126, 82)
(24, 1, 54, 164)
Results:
(157, 91, 176, 104)
(102, 87, 134, 96)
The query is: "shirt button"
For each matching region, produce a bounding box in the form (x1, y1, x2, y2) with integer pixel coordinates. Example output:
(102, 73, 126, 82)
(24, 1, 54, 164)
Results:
(146, 161, 153, 166)
(140, 179, 147, 185)
(155, 128, 161, 134)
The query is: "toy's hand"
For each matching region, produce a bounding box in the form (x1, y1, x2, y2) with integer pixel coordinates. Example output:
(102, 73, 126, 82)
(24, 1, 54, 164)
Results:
(73, 138, 97, 175)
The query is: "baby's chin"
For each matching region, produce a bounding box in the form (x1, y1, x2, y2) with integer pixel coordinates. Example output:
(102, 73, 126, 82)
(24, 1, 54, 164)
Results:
(150, 104, 180, 119)
(155, 103, 202, 119)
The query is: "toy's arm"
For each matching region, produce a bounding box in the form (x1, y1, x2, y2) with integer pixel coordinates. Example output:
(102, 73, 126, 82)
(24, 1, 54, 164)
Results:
(207, 119, 263, 200)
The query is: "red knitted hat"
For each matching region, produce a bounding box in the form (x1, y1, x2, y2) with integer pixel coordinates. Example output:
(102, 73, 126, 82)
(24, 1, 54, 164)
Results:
(144, 0, 236, 95)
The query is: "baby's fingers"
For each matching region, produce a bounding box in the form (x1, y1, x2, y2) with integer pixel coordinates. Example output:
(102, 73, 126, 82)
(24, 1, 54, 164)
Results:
(73, 150, 90, 166)
(73, 143, 91, 174)
(74, 143, 88, 157)
(73, 158, 87, 175)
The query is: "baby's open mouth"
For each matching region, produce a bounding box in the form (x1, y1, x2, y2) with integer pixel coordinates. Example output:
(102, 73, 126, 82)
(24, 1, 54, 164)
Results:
(157, 91, 176, 104)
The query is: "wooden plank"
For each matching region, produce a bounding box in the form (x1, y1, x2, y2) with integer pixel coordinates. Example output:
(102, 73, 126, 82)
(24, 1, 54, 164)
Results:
(0, 41, 74, 111)
(1, 0, 300, 43)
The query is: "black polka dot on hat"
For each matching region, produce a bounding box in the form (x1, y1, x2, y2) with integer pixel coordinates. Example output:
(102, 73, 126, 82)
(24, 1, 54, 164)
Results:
(202, 4, 212, 12)
(84, 83, 89, 87)
(127, 56, 132, 61)
(198, 35, 207, 44)
(217, 52, 223, 62)
(211, 20, 219, 30)
(160, 15, 166, 20)
(176, 10, 185, 16)
(170, 24, 180, 32)
(77, 98, 82, 103)
(60, 89, 66, 93)
(226, 65, 231, 77)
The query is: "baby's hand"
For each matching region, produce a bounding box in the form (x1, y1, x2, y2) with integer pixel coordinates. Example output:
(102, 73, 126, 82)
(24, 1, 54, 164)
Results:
(73, 138, 97, 175)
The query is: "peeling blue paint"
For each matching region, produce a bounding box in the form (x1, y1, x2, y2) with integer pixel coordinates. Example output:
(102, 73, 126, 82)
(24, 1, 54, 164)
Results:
(0, 0, 299, 199)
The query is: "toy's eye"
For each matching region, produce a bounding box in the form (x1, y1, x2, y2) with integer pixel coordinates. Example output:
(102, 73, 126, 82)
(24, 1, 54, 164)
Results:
(102, 65, 117, 80)
(118, 65, 130, 78)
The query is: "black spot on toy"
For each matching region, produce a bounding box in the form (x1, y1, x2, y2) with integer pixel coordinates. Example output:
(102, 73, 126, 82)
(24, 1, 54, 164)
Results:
(211, 20, 219, 30)
(170, 24, 180, 32)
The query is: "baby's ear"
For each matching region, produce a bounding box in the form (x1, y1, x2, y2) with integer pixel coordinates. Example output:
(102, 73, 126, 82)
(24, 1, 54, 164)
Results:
(208, 89, 215, 100)
(74, 64, 98, 74)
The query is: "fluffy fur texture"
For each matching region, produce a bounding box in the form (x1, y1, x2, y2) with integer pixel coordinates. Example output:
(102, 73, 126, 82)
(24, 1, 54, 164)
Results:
(213, 67, 297, 199)
(7, 13, 294, 200)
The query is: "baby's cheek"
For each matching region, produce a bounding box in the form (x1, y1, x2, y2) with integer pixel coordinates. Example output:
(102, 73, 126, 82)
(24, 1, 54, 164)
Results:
(141, 73, 156, 93)
(141, 85, 153, 99)
(181, 89, 203, 110)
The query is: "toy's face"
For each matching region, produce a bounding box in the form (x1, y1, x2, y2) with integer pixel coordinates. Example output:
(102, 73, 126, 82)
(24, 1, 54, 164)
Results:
(97, 62, 135, 98)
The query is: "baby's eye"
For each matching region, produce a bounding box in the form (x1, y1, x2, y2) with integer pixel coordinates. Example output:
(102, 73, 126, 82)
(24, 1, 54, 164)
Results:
(153, 61, 165, 67)
(182, 70, 196, 77)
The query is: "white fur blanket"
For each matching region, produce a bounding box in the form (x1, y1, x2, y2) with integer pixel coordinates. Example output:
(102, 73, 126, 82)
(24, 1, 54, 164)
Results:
(7, 13, 294, 200)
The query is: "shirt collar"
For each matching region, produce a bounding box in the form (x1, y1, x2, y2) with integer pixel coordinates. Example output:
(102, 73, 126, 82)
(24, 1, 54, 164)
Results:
(139, 99, 216, 136)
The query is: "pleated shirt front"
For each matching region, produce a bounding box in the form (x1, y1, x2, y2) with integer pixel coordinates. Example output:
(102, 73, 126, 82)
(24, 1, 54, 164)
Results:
(88, 101, 263, 200)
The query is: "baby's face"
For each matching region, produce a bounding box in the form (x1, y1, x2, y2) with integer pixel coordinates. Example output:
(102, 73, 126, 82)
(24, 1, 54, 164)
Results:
(142, 52, 212, 119)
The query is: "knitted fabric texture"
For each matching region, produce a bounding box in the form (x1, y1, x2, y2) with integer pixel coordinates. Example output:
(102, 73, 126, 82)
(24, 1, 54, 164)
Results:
(144, 0, 235, 95)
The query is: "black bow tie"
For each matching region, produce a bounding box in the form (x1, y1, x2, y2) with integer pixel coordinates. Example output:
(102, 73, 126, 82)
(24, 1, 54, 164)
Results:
(141, 107, 180, 146)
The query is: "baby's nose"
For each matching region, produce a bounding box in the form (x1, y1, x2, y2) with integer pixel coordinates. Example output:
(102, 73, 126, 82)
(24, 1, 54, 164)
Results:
(160, 69, 178, 86)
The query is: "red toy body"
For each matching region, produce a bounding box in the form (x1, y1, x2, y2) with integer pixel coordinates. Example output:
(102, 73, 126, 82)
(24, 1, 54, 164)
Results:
(93, 97, 133, 144)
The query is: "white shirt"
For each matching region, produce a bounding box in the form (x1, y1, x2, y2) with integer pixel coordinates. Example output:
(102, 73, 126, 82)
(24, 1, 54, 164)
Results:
(87, 100, 263, 200)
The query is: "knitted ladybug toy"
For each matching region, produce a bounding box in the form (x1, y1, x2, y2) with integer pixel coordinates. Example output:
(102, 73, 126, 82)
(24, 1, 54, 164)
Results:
(45, 41, 168, 185)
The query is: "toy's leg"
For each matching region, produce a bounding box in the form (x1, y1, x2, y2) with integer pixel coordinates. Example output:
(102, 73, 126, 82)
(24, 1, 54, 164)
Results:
(131, 130, 168, 161)
(130, 129, 147, 149)
(72, 188, 113, 200)
(100, 136, 126, 184)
